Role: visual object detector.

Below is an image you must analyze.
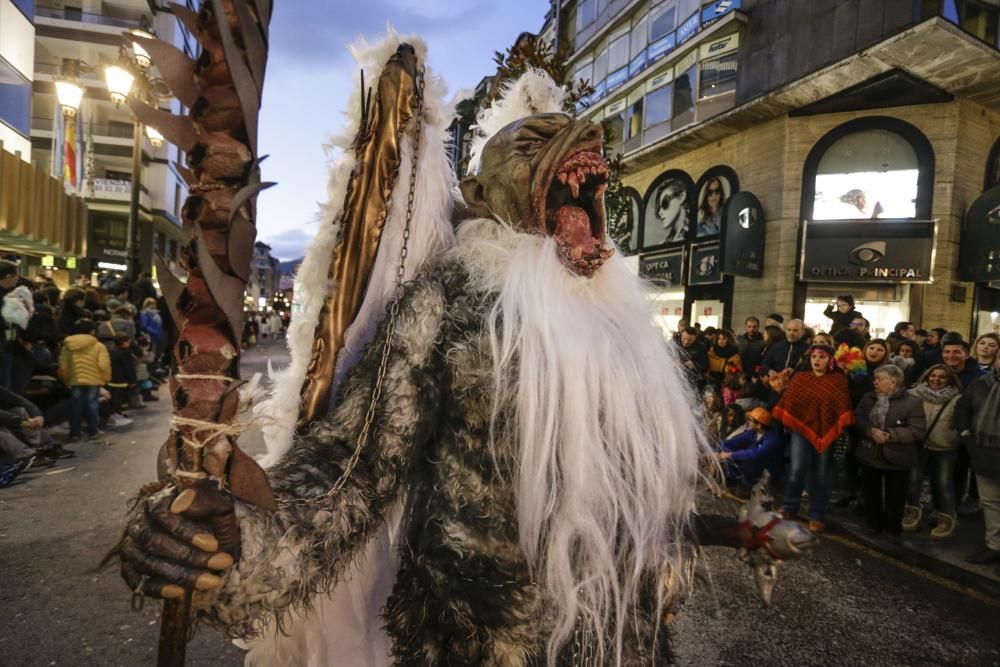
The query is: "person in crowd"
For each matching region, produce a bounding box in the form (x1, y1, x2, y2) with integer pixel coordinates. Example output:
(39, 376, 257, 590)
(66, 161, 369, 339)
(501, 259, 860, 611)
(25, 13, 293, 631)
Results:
(955, 357, 1000, 565)
(130, 272, 157, 310)
(267, 310, 284, 340)
(107, 333, 137, 426)
(895, 321, 916, 341)
(83, 287, 103, 314)
(0, 383, 74, 469)
(58, 288, 88, 336)
(773, 343, 854, 532)
(903, 364, 963, 539)
(156, 294, 177, 370)
(765, 313, 784, 330)
(58, 319, 111, 441)
(676, 326, 708, 393)
(109, 305, 137, 341)
(703, 389, 724, 444)
(672, 318, 689, 344)
(848, 316, 871, 342)
(854, 364, 926, 543)
(923, 327, 948, 366)
(0, 259, 21, 388)
(972, 332, 999, 373)
(724, 403, 748, 440)
(737, 316, 765, 380)
(812, 332, 835, 348)
(707, 329, 741, 393)
(717, 406, 783, 494)
(942, 334, 988, 516)
(761, 318, 808, 400)
(138, 297, 165, 372)
(722, 363, 747, 406)
(914, 329, 928, 349)
(892, 340, 923, 386)
(823, 295, 863, 336)
(761, 324, 784, 356)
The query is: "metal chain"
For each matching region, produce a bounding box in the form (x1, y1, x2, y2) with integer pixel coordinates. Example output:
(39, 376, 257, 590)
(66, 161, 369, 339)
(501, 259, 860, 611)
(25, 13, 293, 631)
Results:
(296, 66, 426, 506)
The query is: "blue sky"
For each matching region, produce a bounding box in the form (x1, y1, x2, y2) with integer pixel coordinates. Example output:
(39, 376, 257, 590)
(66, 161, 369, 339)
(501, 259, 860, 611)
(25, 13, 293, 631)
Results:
(255, 0, 550, 262)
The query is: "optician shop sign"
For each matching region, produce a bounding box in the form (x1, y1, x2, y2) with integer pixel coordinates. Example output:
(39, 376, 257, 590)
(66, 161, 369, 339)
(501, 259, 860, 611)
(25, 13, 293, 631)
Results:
(799, 219, 936, 283)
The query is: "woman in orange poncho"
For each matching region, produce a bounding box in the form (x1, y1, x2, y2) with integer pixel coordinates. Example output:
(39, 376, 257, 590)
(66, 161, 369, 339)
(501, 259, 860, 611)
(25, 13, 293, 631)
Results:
(773, 344, 855, 533)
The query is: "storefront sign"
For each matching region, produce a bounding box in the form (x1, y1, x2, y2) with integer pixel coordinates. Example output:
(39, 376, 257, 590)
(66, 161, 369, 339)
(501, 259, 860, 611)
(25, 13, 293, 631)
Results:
(800, 220, 936, 283)
(699, 32, 740, 59)
(66, 257, 77, 269)
(97, 261, 129, 271)
(689, 242, 723, 285)
(720, 191, 765, 277)
(639, 250, 684, 287)
(959, 183, 1000, 282)
(41, 255, 55, 267)
(701, 0, 741, 26)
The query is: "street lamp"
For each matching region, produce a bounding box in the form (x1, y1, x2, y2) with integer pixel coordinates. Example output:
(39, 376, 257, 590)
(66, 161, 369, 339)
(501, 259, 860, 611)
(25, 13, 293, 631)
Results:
(104, 60, 135, 105)
(145, 125, 165, 147)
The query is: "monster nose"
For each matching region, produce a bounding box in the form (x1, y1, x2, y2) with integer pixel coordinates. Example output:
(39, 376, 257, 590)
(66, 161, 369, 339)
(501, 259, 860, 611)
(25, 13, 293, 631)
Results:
(581, 124, 603, 143)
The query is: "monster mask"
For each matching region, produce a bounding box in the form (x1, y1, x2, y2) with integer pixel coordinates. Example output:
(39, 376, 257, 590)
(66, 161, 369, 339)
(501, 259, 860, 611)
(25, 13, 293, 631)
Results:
(460, 113, 615, 277)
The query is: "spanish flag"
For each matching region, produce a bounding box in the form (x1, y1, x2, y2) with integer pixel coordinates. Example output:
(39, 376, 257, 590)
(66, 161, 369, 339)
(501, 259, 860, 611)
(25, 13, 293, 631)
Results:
(64, 114, 78, 189)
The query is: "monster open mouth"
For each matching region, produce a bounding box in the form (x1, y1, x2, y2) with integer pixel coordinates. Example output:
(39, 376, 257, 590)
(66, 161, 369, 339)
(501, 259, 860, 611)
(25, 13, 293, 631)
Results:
(541, 151, 613, 275)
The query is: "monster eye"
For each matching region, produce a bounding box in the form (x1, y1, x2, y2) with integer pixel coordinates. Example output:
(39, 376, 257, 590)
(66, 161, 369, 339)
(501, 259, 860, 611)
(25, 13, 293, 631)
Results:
(848, 242, 886, 265)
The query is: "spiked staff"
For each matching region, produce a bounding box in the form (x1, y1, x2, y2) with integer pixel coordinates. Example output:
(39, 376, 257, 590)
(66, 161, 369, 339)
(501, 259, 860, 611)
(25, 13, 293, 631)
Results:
(126, 2, 276, 665)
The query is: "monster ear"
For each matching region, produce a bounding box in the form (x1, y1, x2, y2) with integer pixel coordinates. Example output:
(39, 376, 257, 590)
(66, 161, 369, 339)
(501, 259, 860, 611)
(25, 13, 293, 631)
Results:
(459, 175, 492, 218)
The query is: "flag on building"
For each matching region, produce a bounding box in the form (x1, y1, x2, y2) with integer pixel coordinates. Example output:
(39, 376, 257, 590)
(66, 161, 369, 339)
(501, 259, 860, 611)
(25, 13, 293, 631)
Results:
(64, 112, 79, 189)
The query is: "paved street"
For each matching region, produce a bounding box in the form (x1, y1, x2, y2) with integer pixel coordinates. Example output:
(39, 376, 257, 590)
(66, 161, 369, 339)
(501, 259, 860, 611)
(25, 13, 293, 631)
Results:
(1, 339, 998, 666)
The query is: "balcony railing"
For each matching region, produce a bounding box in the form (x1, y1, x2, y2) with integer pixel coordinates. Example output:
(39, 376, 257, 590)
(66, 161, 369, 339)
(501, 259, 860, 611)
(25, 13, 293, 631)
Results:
(35, 5, 142, 28)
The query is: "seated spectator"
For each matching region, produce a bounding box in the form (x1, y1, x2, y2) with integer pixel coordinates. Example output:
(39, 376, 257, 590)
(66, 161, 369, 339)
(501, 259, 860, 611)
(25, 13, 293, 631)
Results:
(854, 364, 926, 543)
(973, 333, 999, 373)
(0, 385, 73, 466)
(724, 403, 747, 440)
(717, 407, 783, 493)
(58, 319, 111, 441)
(773, 343, 854, 533)
(956, 360, 1000, 565)
(904, 364, 962, 539)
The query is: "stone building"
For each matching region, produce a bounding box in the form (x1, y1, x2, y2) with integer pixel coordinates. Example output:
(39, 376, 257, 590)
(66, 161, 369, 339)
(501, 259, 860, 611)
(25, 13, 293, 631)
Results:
(550, 0, 1000, 338)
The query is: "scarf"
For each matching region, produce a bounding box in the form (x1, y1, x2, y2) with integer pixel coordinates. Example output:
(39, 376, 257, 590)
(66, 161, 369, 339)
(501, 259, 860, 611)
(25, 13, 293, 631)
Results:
(773, 371, 854, 452)
(869, 393, 891, 430)
(975, 371, 1000, 449)
(909, 383, 960, 405)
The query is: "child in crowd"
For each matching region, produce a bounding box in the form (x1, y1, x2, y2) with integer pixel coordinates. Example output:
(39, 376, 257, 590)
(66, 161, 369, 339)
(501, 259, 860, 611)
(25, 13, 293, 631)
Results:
(58, 319, 111, 440)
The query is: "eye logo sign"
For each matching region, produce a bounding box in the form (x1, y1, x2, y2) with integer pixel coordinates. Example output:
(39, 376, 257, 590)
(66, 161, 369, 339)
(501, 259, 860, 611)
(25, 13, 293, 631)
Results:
(738, 206, 757, 229)
(848, 241, 886, 265)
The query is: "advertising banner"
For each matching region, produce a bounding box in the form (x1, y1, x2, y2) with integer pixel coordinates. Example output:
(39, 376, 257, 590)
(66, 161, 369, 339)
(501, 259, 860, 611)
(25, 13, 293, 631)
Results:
(800, 219, 935, 283)
(639, 249, 685, 287)
(720, 191, 765, 277)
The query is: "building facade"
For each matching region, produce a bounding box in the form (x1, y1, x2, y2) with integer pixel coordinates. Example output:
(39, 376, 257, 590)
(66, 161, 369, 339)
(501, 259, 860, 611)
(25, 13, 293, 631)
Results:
(30, 0, 190, 282)
(550, 0, 1000, 339)
(246, 241, 281, 312)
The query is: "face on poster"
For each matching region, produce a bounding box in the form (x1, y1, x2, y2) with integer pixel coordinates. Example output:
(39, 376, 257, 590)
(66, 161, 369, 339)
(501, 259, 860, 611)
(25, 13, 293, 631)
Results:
(643, 173, 692, 247)
(608, 188, 642, 254)
(697, 175, 731, 237)
(812, 170, 918, 220)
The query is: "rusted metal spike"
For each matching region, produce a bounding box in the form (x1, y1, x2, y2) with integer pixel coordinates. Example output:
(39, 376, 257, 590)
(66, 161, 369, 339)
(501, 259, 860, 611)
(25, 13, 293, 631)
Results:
(128, 98, 199, 152)
(130, 34, 200, 108)
(209, 0, 261, 154)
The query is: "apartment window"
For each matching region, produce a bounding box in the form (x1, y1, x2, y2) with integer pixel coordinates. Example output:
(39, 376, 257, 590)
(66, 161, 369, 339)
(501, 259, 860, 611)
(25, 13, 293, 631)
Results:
(645, 85, 673, 128)
(0, 61, 31, 136)
(91, 216, 128, 249)
(608, 33, 630, 72)
(678, 0, 699, 21)
(593, 48, 610, 85)
(577, 0, 597, 30)
(630, 15, 648, 59)
(174, 184, 182, 218)
(650, 0, 677, 42)
(673, 65, 696, 119)
(604, 112, 625, 146)
(961, 1, 999, 45)
(574, 61, 594, 87)
(699, 53, 738, 98)
(626, 98, 644, 139)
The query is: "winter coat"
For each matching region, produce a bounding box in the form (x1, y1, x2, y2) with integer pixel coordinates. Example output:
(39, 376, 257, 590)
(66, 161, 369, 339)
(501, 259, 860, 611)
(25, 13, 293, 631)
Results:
(854, 389, 926, 470)
(908, 387, 960, 452)
(955, 369, 1000, 479)
(58, 334, 111, 386)
(720, 429, 783, 479)
(58, 302, 88, 336)
(706, 344, 740, 377)
(109, 347, 137, 387)
(760, 339, 809, 376)
(0, 385, 43, 429)
(139, 309, 164, 342)
(737, 333, 765, 378)
(952, 358, 987, 392)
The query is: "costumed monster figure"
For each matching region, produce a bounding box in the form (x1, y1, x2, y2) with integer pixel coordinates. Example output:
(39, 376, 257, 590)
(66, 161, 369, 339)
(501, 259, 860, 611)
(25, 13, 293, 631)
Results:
(117, 32, 813, 667)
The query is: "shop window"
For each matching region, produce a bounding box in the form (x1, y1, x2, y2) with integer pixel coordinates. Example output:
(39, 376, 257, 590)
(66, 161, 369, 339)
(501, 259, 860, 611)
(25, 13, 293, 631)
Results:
(699, 53, 737, 98)
(802, 118, 935, 221)
(626, 98, 644, 139)
(608, 33, 630, 72)
(577, 0, 596, 31)
(650, 0, 677, 42)
(672, 65, 696, 120)
(645, 85, 673, 128)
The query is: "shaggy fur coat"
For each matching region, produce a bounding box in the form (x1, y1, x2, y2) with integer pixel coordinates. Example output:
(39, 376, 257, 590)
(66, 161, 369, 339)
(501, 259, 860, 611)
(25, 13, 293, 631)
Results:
(202, 230, 672, 666)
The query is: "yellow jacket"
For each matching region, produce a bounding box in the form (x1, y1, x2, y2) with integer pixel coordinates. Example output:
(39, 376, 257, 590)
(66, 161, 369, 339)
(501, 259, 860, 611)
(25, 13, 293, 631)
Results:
(59, 334, 112, 386)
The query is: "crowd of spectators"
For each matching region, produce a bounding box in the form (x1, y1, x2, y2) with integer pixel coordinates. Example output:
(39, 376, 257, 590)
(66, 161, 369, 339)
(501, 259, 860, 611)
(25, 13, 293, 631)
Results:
(0, 264, 175, 487)
(676, 294, 1000, 572)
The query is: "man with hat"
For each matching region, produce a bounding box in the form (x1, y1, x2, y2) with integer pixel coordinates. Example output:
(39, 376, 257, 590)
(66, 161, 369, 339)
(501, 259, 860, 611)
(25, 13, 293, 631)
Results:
(717, 406, 783, 493)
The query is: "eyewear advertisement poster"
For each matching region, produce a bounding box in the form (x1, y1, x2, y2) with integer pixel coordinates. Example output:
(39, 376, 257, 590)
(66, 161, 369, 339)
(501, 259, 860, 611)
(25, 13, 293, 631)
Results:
(695, 166, 738, 238)
(639, 249, 685, 287)
(641, 169, 695, 250)
(689, 242, 722, 285)
(608, 187, 642, 256)
(800, 219, 935, 283)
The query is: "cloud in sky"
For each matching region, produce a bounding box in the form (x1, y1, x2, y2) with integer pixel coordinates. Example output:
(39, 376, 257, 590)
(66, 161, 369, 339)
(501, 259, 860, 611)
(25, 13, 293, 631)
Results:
(255, 0, 550, 262)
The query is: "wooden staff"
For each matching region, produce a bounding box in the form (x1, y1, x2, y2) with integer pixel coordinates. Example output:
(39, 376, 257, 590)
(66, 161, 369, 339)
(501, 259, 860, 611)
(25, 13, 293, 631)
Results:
(127, 2, 276, 665)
